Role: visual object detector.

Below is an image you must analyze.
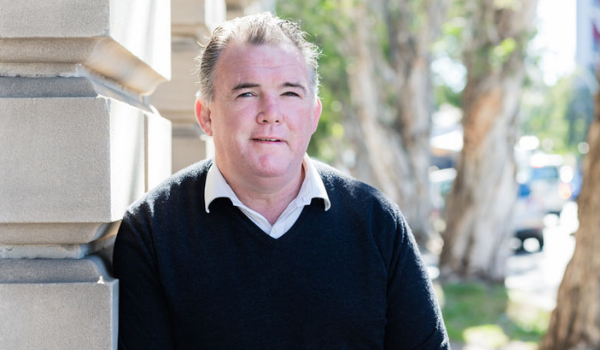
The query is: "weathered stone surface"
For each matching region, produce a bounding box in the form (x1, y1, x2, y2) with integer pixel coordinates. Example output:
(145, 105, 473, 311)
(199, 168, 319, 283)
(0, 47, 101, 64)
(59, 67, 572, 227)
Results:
(0, 77, 171, 245)
(0, 0, 171, 95)
(0, 76, 98, 98)
(0, 1, 110, 38)
(0, 223, 107, 246)
(172, 0, 206, 26)
(0, 221, 119, 257)
(0, 96, 144, 224)
(0, 37, 168, 95)
(172, 125, 209, 173)
(0, 1, 175, 348)
(226, 0, 267, 19)
(146, 110, 173, 191)
(171, 0, 226, 35)
(151, 38, 200, 122)
(153, 0, 226, 173)
(0, 256, 117, 350)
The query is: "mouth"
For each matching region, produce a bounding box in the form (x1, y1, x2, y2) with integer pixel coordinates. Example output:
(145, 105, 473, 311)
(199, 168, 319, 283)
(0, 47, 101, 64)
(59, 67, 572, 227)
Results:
(252, 138, 283, 142)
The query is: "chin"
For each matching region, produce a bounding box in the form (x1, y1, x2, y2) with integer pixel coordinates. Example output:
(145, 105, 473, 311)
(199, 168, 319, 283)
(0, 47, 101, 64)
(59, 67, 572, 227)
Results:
(248, 161, 295, 179)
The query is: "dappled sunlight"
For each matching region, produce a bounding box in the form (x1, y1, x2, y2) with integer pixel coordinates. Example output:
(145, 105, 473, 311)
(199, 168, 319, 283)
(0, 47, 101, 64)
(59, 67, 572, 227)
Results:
(463, 325, 509, 348)
(437, 282, 551, 348)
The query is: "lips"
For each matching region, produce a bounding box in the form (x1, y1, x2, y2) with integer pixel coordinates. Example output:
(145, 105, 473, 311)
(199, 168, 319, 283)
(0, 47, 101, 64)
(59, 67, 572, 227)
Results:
(252, 137, 283, 142)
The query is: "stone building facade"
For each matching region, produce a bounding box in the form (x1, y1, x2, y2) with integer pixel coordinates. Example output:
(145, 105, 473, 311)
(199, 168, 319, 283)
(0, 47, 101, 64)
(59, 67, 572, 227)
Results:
(0, 0, 271, 348)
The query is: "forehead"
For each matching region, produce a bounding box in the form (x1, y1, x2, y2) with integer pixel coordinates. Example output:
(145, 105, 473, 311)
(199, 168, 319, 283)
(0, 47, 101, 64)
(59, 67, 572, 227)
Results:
(215, 42, 309, 88)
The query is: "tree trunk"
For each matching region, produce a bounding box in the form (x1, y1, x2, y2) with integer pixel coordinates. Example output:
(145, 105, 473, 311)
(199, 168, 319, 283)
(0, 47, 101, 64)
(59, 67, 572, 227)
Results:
(438, 0, 538, 282)
(539, 69, 600, 350)
(340, 0, 449, 247)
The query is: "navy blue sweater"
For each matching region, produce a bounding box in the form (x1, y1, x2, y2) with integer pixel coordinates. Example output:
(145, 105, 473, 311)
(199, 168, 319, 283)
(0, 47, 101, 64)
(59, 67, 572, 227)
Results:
(113, 160, 449, 349)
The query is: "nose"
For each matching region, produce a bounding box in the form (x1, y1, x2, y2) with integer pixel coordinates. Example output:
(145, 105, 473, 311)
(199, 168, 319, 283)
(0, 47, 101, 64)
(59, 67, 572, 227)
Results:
(257, 96, 281, 124)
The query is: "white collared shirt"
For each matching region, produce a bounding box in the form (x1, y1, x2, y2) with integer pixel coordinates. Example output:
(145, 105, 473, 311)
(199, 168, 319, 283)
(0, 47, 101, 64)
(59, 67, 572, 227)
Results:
(204, 154, 331, 239)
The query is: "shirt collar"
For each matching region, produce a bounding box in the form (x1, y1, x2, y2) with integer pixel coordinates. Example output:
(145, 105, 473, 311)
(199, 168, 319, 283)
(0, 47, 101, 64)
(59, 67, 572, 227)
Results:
(204, 154, 331, 213)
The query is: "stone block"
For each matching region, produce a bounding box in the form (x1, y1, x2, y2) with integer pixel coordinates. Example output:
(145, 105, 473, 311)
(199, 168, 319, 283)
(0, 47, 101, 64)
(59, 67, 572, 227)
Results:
(0, 221, 119, 258)
(0, 256, 117, 350)
(172, 0, 205, 26)
(0, 96, 144, 225)
(172, 124, 209, 173)
(225, 0, 273, 19)
(0, 0, 109, 38)
(151, 38, 200, 123)
(146, 110, 173, 191)
(0, 223, 107, 247)
(0, 77, 171, 245)
(172, 0, 225, 31)
(0, 0, 171, 95)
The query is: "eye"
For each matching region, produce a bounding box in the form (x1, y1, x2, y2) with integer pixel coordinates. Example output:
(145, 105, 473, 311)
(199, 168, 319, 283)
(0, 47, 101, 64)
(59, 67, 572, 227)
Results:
(282, 91, 300, 97)
(237, 92, 254, 98)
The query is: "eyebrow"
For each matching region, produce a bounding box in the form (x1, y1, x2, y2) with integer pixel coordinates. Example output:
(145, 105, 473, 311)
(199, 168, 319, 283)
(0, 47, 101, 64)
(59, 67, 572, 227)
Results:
(231, 82, 307, 93)
(282, 82, 307, 93)
(232, 83, 260, 91)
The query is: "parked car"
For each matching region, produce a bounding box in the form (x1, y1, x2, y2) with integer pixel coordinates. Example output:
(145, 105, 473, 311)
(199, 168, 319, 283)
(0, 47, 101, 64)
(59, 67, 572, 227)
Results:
(428, 168, 545, 251)
(513, 183, 545, 251)
(527, 154, 570, 216)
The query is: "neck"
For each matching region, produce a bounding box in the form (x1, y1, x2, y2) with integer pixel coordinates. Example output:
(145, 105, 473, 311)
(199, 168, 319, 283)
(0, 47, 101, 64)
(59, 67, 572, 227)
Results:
(221, 164, 305, 225)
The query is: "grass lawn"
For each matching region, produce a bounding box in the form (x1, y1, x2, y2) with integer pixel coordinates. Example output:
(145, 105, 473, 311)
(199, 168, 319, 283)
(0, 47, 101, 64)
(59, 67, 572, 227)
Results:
(435, 282, 551, 348)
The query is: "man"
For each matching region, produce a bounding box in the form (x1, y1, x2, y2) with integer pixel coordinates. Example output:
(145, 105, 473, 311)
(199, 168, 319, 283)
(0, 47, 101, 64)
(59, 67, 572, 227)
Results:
(113, 12, 449, 350)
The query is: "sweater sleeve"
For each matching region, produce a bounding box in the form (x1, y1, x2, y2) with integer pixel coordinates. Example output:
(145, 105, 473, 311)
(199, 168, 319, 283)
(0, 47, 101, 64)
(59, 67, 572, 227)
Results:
(384, 214, 450, 349)
(112, 210, 176, 350)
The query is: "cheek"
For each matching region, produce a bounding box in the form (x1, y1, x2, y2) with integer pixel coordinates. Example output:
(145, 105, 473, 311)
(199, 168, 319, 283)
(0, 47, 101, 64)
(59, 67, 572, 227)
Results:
(212, 118, 249, 147)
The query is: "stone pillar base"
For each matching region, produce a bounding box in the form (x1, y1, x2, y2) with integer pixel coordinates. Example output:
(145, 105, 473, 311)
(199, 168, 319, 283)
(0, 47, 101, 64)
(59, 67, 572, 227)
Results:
(0, 257, 118, 350)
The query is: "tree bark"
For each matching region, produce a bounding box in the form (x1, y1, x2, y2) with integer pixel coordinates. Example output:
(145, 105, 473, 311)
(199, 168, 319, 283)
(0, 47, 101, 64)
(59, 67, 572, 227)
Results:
(438, 0, 538, 281)
(539, 69, 600, 350)
(340, 0, 449, 247)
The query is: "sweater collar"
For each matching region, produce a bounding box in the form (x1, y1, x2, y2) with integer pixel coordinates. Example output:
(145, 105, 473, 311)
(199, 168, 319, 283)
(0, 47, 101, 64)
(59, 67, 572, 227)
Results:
(204, 154, 331, 213)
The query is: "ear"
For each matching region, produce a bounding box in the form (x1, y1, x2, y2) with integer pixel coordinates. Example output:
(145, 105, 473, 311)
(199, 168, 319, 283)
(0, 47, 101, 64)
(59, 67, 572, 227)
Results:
(195, 98, 213, 136)
(311, 97, 323, 133)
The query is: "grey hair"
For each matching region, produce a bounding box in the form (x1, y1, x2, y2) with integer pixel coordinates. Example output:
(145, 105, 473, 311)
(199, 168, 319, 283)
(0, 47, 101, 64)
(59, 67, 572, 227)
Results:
(197, 12, 320, 103)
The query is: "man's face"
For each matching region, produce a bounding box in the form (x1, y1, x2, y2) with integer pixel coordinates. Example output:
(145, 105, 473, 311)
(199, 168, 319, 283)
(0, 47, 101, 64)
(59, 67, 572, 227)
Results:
(196, 41, 322, 186)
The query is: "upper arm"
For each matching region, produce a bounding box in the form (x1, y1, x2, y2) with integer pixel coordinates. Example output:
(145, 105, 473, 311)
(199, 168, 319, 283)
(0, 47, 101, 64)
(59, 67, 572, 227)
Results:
(113, 213, 176, 350)
(384, 215, 450, 349)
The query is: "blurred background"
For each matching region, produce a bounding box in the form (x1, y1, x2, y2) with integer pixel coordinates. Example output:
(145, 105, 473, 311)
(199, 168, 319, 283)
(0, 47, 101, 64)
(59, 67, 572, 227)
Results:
(273, 0, 597, 348)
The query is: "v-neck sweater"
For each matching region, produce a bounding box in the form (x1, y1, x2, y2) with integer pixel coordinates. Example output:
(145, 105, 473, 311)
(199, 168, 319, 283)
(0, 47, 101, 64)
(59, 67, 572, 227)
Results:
(113, 159, 449, 350)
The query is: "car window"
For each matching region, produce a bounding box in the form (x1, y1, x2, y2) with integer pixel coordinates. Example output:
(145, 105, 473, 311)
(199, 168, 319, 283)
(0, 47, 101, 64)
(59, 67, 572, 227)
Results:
(530, 166, 559, 181)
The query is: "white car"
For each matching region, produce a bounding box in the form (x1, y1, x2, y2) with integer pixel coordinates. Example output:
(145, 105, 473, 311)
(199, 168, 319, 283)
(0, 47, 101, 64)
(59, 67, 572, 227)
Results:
(527, 154, 571, 216)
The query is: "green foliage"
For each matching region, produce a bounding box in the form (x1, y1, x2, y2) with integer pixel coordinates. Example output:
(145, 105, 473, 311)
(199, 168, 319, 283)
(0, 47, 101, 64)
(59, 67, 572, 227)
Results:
(439, 282, 550, 345)
(433, 78, 463, 107)
(494, 0, 521, 11)
(489, 38, 517, 68)
(519, 73, 594, 155)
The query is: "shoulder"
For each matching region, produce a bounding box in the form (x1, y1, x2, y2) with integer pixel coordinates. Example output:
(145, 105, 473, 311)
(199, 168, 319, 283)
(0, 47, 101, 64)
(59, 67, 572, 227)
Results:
(125, 159, 212, 219)
(312, 159, 414, 267)
(313, 159, 401, 218)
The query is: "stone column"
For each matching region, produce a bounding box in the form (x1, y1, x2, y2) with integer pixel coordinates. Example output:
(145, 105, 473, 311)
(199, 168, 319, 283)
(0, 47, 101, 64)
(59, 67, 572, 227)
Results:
(152, 0, 225, 173)
(226, 0, 275, 19)
(0, 1, 171, 349)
